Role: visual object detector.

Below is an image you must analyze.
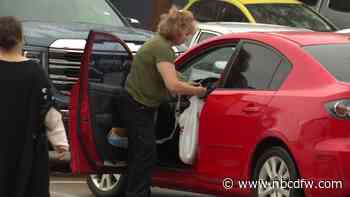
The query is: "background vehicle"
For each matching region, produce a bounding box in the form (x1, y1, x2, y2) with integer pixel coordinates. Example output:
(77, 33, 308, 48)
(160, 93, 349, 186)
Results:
(300, 0, 350, 29)
(184, 0, 338, 32)
(0, 0, 152, 110)
(185, 22, 311, 48)
(70, 30, 350, 197)
(1, 0, 154, 164)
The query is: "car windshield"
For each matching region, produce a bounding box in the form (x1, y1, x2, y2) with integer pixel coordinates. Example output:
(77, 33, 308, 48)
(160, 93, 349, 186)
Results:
(246, 4, 335, 32)
(304, 44, 350, 82)
(0, 0, 125, 26)
(299, 0, 318, 7)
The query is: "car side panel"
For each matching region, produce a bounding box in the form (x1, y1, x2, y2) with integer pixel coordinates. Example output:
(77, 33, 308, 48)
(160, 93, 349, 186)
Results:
(197, 90, 274, 184)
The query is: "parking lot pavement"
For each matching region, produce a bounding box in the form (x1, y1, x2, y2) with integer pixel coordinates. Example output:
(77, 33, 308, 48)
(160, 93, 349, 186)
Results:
(50, 173, 214, 197)
(50, 174, 92, 197)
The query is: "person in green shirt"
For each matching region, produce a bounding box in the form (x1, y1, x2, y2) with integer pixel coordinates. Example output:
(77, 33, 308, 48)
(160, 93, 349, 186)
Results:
(116, 7, 207, 197)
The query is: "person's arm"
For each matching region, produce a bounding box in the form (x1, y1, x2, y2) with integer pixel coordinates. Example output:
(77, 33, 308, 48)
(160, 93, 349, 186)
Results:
(34, 62, 69, 160)
(176, 71, 186, 82)
(45, 107, 69, 160)
(157, 61, 206, 96)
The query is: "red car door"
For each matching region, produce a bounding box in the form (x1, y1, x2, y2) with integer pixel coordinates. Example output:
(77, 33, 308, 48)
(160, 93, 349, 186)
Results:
(198, 40, 286, 183)
(70, 31, 132, 174)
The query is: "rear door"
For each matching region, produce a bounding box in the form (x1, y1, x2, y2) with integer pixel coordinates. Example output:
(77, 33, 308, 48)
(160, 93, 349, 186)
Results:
(70, 31, 132, 174)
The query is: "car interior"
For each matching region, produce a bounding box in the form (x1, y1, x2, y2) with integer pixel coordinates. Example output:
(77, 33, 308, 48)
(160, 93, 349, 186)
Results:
(84, 39, 189, 169)
(83, 34, 240, 170)
(89, 81, 219, 169)
(88, 70, 220, 169)
(88, 73, 219, 170)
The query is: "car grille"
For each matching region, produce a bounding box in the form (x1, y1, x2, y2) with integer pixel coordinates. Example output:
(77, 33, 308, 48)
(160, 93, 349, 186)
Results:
(48, 48, 83, 95)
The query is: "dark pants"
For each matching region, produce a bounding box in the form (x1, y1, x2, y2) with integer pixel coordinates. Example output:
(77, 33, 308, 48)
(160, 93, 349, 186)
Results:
(120, 93, 157, 197)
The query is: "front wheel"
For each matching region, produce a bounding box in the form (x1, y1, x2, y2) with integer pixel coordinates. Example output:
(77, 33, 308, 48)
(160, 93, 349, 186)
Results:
(252, 146, 304, 197)
(87, 173, 126, 197)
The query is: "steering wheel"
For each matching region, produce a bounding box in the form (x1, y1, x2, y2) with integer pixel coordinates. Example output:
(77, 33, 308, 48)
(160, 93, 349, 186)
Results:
(194, 77, 219, 98)
(194, 77, 217, 87)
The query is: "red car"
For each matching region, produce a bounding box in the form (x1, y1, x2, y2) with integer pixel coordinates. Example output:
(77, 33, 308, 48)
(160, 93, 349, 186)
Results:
(70, 31, 350, 197)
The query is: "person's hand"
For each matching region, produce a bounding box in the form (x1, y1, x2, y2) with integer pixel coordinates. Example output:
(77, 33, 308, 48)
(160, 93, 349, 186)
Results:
(189, 81, 201, 87)
(196, 86, 207, 98)
(54, 145, 69, 161)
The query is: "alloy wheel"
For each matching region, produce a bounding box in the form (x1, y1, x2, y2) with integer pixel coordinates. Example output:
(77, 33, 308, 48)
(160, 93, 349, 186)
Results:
(258, 156, 291, 197)
(89, 174, 121, 191)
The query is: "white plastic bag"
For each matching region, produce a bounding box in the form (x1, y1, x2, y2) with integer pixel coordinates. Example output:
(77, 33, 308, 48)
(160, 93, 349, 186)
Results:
(178, 96, 204, 164)
(45, 107, 69, 149)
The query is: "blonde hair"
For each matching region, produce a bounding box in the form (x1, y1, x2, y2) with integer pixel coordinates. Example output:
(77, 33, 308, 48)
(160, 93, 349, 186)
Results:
(157, 7, 196, 42)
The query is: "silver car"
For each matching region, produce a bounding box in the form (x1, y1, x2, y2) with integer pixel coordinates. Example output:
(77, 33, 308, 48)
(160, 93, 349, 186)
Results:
(300, 0, 350, 29)
(185, 22, 311, 48)
(182, 22, 310, 81)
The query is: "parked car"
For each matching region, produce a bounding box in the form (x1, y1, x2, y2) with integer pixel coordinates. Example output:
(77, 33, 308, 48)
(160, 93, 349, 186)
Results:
(185, 22, 311, 48)
(183, 0, 338, 32)
(300, 0, 350, 29)
(0, 0, 187, 164)
(0, 0, 153, 111)
(70, 30, 350, 197)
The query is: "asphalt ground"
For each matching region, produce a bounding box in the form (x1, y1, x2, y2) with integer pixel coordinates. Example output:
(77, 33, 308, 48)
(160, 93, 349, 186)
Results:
(50, 173, 214, 197)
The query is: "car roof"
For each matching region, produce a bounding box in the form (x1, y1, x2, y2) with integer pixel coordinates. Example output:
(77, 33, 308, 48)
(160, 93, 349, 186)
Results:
(197, 22, 311, 34)
(219, 31, 350, 46)
(271, 32, 350, 46)
(229, 0, 301, 4)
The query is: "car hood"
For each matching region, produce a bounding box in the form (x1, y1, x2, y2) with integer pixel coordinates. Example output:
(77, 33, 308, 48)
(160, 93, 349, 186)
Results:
(23, 21, 153, 47)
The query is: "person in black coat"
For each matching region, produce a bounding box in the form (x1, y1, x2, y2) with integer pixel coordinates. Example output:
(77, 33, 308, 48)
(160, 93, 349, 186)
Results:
(0, 16, 67, 197)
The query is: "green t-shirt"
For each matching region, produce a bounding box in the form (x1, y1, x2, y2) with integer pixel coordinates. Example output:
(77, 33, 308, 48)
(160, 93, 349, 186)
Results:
(126, 34, 175, 107)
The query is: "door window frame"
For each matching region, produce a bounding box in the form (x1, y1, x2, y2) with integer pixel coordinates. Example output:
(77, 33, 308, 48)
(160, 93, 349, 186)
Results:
(178, 42, 238, 81)
(195, 30, 221, 45)
(76, 30, 132, 171)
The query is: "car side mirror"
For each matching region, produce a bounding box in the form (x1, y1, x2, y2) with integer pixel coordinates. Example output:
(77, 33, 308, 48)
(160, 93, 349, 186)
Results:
(126, 17, 141, 28)
(213, 61, 227, 73)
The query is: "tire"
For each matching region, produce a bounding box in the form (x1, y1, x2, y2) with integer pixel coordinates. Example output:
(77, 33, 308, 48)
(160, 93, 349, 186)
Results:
(87, 173, 126, 197)
(252, 146, 304, 197)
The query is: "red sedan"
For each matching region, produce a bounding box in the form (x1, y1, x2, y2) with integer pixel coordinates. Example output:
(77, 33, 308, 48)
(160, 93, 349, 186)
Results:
(70, 31, 350, 197)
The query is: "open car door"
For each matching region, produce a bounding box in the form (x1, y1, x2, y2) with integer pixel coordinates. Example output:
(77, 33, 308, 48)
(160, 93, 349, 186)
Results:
(70, 30, 132, 174)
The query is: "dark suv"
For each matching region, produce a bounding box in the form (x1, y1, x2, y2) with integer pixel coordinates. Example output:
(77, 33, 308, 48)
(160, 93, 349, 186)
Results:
(0, 0, 153, 161)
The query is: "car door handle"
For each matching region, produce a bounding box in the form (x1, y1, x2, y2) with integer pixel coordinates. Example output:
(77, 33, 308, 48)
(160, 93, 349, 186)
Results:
(242, 106, 261, 113)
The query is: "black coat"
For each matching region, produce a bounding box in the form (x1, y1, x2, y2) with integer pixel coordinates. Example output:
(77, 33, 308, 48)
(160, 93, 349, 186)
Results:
(0, 60, 52, 197)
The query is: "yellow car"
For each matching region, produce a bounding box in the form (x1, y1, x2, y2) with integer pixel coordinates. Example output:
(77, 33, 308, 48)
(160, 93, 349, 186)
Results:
(184, 0, 337, 31)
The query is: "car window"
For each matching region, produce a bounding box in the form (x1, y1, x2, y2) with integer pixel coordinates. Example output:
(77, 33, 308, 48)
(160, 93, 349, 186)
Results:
(224, 42, 282, 90)
(188, 1, 220, 22)
(216, 1, 248, 22)
(269, 59, 292, 90)
(246, 4, 335, 32)
(184, 33, 195, 47)
(299, 0, 319, 7)
(181, 45, 236, 81)
(304, 44, 350, 83)
(88, 34, 131, 86)
(197, 32, 219, 44)
(329, 0, 350, 13)
(0, 0, 125, 26)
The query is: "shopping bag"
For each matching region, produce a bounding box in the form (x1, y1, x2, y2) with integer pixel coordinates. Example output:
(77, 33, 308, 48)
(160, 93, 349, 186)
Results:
(178, 96, 204, 164)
